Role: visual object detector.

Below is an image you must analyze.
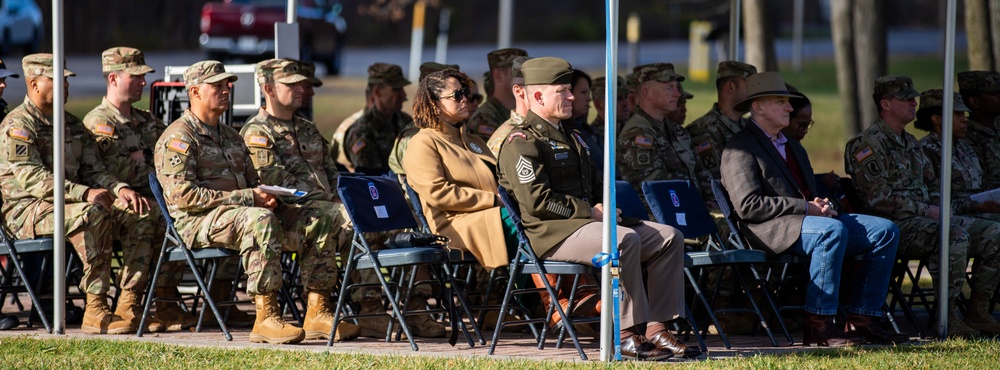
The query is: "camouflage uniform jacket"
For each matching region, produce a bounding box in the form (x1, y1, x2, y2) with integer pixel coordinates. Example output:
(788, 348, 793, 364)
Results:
(154, 109, 259, 244)
(467, 96, 510, 142)
(845, 119, 935, 221)
(388, 121, 420, 176)
(964, 117, 1000, 190)
(686, 103, 748, 179)
(82, 97, 166, 198)
(487, 110, 525, 157)
(342, 106, 412, 174)
(618, 107, 710, 199)
(241, 108, 340, 203)
(919, 132, 986, 214)
(0, 98, 8, 120)
(497, 111, 599, 256)
(331, 108, 364, 171)
(0, 97, 129, 217)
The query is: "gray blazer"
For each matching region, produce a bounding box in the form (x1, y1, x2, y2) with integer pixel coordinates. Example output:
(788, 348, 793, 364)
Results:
(720, 122, 817, 254)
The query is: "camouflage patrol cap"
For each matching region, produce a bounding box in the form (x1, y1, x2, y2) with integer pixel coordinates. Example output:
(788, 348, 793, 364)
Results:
(298, 60, 322, 87)
(0, 58, 20, 79)
(256, 58, 309, 85)
(591, 75, 627, 101)
(919, 89, 970, 113)
(183, 60, 237, 88)
(22, 53, 76, 78)
(101, 47, 154, 75)
(625, 72, 639, 92)
(957, 71, 1000, 93)
(511, 56, 531, 80)
(419, 62, 459, 82)
(874, 76, 920, 99)
(681, 88, 694, 99)
(367, 63, 411, 88)
(716, 61, 757, 80)
(520, 57, 573, 86)
(633, 63, 685, 84)
(487, 48, 528, 70)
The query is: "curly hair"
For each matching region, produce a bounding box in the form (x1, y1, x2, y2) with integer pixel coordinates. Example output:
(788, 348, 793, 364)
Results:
(412, 68, 474, 130)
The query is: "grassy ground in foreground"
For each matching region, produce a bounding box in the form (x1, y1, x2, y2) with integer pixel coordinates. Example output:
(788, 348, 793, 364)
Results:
(0, 337, 998, 369)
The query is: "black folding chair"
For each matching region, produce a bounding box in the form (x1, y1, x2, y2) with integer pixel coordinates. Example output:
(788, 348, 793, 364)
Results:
(330, 175, 482, 350)
(489, 186, 597, 361)
(0, 213, 54, 333)
(641, 179, 784, 348)
(138, 173, 245, 340)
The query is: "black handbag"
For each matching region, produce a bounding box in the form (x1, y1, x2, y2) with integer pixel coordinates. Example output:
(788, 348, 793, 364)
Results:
(384, 232, 450, 248)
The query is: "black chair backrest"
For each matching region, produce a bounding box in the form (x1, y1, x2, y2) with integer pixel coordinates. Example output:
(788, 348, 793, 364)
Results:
(337, 175, 419, 233)
(148, 173, 175, 229)
(496, 186, 532, 250)
(710, 179, 749, 250)
(614, 180, 649, 221)
(641, 180, 717, 239)
(400, 177, 431, 231)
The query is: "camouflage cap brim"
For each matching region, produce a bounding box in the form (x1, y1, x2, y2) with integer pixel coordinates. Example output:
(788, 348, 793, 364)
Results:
(275, 74, 309, 84)
(122, 65, 155, 75)
(204, 72, 238, 84)
(308, 76, 323, 87)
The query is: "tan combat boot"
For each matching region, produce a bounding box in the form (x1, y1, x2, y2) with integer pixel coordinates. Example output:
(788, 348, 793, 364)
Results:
(964, 290, 1000, 336)
(302, 290, 360, 341)
(114, 290, 165, 333)
(941, 303, 980, 339)
(210, 280, 254, 327)
(81, 293, 134, 335)
(152, 287, 198, 331)
(404, 298, 446, 338)
(249, 293, 305, 344)
(356, 299, 395, 338)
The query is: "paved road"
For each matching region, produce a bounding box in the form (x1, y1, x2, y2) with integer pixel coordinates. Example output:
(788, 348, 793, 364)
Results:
(0, 28, 965, 102)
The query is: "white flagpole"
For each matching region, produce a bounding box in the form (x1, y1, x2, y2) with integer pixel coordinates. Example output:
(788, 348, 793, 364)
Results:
(937, 0, 957, 340)
(600, 0, 621, 362)
(52, 0, 66, 335)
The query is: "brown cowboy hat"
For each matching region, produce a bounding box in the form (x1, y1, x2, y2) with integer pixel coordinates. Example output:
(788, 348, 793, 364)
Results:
(734, 71, 798, 112)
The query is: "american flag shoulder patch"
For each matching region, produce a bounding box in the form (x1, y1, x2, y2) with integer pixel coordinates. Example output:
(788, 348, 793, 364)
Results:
(167, 139, 190, 155)
(246, 135, 270, 148)
(8, 127, 31, 142)
(94, 124, 115, 136)
(695, 141, 712, 153)
(634, 135, 653, 148)
(855, 146, 874, 162)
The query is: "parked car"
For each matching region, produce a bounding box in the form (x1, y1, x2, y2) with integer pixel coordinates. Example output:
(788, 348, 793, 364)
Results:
(0, 0, 43, 55)
(199, 0, 347, 75)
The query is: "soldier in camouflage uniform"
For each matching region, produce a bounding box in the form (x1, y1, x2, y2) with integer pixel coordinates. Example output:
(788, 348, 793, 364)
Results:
(845, 76, 1000, 338)
(0, 54, 132, 334)
(588, 75, 629, 149)
(686, 61, 758, 187)
(486, 56, 531, 157)
(617, 63, 712, 214)
(341, 63, 413, 174)
(388, 62, 459, 180)
(0, 58, 18, 330)
(154, 60, 306, 344)
(330, 92, 370, 172)
(958, 71, 1000, 191)
(466, 48, 528, 142)
(667, 88, 693, 126)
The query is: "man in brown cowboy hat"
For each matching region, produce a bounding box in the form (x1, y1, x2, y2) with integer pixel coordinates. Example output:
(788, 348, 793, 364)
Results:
(721, 72, 907, 347)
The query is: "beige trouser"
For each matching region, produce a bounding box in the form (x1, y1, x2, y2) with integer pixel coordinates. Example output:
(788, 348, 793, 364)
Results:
(541, 221, 685, 330)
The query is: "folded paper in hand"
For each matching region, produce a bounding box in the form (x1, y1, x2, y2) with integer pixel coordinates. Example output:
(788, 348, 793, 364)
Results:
(971, 188, 1000, 203)
(258, 185, 307, 197)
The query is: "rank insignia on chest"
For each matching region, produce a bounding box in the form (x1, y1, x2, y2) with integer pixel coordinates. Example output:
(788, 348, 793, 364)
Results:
(246, 135, 270, 148)
(695, 141, 712, 153)
(634, 136, 653, 148)
(167, 139, 190, 154)
(95, 124, 115, 136)
(516, 155, 536, 184)
(8, 127, 31, 142)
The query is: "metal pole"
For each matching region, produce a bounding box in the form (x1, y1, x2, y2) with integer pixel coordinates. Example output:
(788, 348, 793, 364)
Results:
(792, 0, 804, 71)
(52, 0, 66, 335)
(600, 0, 620, 362)
(938, 0, 957, 340)
(408, 0, 426, 81)
(498, 0, 513, 49)
(435, 8, 451, 63)
(729, 0, 741, 62)
(286, 0, 297, 23)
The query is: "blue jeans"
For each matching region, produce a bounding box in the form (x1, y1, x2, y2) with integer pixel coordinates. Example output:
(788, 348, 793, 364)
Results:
(785, 213, 899, 316)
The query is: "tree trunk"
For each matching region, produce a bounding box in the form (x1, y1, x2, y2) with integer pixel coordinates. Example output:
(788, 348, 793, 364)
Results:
(853, 0, 886, 130)
(742, 0, 777, 71)
(991, 0, 1000, 70)
(967, 0, 994, 70)
(831, 0, 859, 139)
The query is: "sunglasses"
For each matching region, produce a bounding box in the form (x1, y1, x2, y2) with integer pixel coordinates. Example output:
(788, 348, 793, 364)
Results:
(439, 87, 470, 102)
(795, 120, 815, 131)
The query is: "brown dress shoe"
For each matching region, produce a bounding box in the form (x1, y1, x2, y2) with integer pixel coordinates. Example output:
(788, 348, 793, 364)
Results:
(620, 335, 673, 361)
(802, 312, 864, 347)
(647, 330, 702, 358)
(847, 313, 910, 344)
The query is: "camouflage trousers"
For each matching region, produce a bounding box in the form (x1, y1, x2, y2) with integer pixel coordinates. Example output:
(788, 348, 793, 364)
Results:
(8, 200, 114, 295)
(896, 215, 1000, 299)
(188, 205, 283, 295)
(272, 200, 346, 292)
(110, 197, 186, 292)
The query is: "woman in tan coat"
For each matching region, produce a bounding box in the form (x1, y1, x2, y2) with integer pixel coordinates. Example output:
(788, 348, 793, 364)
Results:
(403, 69, 513, 269)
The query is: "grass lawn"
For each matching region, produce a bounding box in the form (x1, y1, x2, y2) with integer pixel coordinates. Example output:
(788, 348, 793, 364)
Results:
(1, 336, 998, 369)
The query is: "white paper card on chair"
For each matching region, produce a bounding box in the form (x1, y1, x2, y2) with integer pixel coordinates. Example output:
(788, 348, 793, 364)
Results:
(971, 188, 1000, 203)
(374, 205, 389, 218)
(258, 185, 306, 197)
(676, 213, 687, 226)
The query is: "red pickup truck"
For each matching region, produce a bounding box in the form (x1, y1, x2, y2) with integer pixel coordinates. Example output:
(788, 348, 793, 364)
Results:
(199, 0, 347, 74)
